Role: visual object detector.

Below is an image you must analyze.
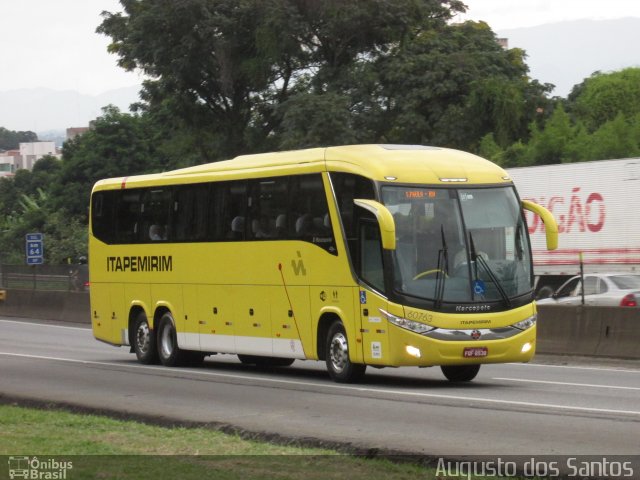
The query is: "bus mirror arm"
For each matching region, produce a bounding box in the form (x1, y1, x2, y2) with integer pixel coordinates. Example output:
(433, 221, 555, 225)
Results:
(354, 199, 396, 250)
(522, 200, 558, 251)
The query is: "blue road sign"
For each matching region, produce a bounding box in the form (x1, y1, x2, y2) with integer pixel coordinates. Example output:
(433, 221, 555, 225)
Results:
(25, 232, 44, 265)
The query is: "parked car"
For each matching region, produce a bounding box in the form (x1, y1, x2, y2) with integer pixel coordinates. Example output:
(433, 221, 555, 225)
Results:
(536, 273, 640, 307)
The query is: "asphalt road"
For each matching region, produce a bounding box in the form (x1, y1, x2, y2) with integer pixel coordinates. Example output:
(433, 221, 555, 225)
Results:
(1, 317, 639, 457)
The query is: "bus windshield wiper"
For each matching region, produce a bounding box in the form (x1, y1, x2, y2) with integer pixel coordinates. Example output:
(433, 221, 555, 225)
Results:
(434, 225, 448, 309)
(469, 233, 511, 307)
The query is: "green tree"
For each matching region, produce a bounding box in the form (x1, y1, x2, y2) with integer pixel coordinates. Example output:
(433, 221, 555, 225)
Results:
(587, 113, 640, 160)
(54, 105, 166, 219)
(568, 68, 640, 132)
(0, 127, 37, 150)
(97, 0, 468, 158)
(524, 105, 575, 165)
(280, 20, 550, 151)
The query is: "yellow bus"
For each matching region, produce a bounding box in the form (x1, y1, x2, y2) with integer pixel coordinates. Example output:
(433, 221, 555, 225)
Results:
(89, 144, 558, 382)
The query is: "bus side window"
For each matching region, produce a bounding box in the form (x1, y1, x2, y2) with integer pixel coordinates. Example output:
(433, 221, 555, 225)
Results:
(91, 191, 117, 244)
(330, 172, 376, 259)
(219, 181, 247, 241)
(290, 174, 336, 254)
(360, 220, 385, 292)
(140, 188, 172, 242)
(115, 190, 143, 243)
(173, 183, 209, 241)
(248, 177, 288, 240)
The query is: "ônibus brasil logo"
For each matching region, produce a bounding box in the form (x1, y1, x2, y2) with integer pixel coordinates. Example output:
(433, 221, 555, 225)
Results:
(8, 456, 73, 479)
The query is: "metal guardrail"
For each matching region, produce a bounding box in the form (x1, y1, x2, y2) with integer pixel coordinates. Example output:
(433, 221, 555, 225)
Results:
(0, 264, 88, 292)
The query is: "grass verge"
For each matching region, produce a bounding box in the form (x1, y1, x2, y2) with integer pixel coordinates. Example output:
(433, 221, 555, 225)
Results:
(0, 404, 438, 480)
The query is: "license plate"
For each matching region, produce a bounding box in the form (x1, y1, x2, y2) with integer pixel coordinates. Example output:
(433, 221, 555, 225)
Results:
(463, 347, 488, 358)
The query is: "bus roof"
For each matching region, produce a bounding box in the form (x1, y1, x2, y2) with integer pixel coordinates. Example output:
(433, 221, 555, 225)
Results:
(93, 144, 511, 190)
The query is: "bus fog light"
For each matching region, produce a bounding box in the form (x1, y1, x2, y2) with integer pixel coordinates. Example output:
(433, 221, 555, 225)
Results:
(405, 345, 421, 358)
(521, 342, 533, 354)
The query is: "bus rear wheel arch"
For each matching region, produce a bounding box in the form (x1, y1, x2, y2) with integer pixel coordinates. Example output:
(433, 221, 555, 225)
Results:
(440, 364, 481, 382)
(325, 320, 366, 383)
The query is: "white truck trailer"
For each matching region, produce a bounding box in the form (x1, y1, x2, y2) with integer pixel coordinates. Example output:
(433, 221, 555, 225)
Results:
(507, 158, 640, 294)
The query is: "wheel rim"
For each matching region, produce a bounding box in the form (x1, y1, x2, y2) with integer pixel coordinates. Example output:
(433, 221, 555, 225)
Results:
(160, 323, 174, 359)
(136, 321, 151, 355)
(329, 332, 349, 374)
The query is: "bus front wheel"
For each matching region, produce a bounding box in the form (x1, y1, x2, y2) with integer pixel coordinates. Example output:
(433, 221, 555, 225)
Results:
(133, 311, 158, 365)
(325, 321, 366, 383)
(441, 364, 480, 382)
(157, 312, 187, 367)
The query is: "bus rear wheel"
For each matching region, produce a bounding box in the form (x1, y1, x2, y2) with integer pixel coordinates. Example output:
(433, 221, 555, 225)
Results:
(441, 364, 481, 382)
(325, 321, 366, 383)
(133, 311, 158, 365)
(157, 312, 188, 367)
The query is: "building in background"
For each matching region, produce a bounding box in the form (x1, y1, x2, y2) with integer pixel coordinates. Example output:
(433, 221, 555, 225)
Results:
(0, 141, 61, 175)
(66, 127, 90, 141)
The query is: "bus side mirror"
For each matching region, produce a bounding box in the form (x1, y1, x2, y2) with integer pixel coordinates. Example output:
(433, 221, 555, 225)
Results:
(354, 199, 396, 250)
(522, 200, 558, 251)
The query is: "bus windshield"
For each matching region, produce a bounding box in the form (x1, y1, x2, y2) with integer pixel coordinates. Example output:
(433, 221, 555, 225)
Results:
(381, 185, 532, 304)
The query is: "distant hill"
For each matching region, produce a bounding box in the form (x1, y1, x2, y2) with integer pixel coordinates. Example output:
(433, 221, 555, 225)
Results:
(0, 86, 141, 133)
(498, 17, 640, 97)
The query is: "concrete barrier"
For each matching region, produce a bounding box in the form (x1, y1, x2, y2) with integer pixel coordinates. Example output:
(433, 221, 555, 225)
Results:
(0, 289, 638, 359)
(0, 289, 90, 324)
(537, 305, 640, 359)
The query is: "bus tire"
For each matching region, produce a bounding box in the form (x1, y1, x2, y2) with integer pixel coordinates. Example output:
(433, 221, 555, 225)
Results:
(157, 312, 186, 367)
(441, 364, 480, 382)
(325, 321, 366, 383)
(133, 311, 158, 365)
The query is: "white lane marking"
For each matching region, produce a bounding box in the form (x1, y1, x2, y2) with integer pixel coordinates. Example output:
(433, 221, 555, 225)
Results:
(2, 351, 640, 417)
(0, 319, 90, 332)
(511, 362, 639, 374)
(495, 377, 640, 391)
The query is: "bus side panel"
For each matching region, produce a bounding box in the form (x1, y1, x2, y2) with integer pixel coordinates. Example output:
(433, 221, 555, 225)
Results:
(182, 285, 200, 350)
(270, 285, 309, 359)
(108, 284, 126, 345)
(90, 283, 115, 344)
(234, 285, 272, 355)
(198, 284, 236, 354)
(90, 283, 126, 346)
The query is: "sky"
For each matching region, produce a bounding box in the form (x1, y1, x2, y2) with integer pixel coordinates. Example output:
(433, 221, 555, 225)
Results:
(0, 0, 140, 96)
(1, 0, 640, 96)
(456, 0, 640, 30)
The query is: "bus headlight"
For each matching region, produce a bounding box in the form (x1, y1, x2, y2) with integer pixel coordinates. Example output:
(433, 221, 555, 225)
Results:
(380, 309, 436, 334)
(511, 314, 537, 331)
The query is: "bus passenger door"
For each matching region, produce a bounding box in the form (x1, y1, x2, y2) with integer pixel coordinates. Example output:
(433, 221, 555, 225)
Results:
(359, 289, 389, 366)
(358, 221, 390, 366)
(198, 285, 236, 354)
